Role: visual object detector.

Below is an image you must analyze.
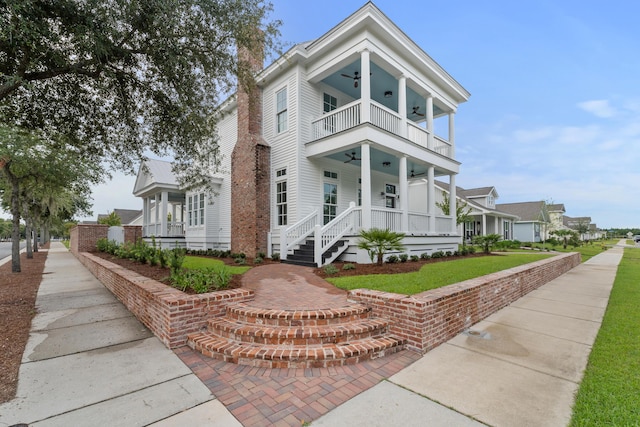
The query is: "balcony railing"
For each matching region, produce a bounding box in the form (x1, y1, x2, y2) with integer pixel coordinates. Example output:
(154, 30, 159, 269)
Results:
(143, 222, 185, 238)
(311, 100, 452, 159)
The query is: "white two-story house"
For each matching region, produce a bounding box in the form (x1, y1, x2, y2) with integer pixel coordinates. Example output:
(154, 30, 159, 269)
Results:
(134, 2, 470, 266)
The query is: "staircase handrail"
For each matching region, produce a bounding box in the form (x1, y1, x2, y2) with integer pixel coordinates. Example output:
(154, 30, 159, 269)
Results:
(315, 202, 358, 266)
(282, 210, 318, 260)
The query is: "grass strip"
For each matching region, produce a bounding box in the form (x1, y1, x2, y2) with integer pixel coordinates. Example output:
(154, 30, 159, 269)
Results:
(569, 248, 640, 425)
(327, 253, 552, 295)
(182, 256, 250, 274)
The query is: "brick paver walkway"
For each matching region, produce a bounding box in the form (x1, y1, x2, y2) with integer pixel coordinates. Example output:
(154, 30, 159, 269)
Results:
(175, 346, 421, 426)
(175, 263, 422, 426)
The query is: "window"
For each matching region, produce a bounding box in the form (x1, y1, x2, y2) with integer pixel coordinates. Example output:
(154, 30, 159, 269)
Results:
(487, 194, 495, 208)
(323, 183, 337, 225)
(385, 184, 396, 209)
(276, 168, 287, 226)
(187, 193, 205, 227)
(276, 88, 288, 133)
(323, 93, 337, 113)
(324, 170, 338, 179)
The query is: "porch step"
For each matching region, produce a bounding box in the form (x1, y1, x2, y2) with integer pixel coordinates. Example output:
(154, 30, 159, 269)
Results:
(186, 303, 406, 368)
(282, 239, 348, 267)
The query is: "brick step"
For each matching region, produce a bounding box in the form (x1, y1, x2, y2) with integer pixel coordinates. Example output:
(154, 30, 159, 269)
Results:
(209, 317, 391, 345)
(226, 303, 372, 326)
(187, 332, 406, 368)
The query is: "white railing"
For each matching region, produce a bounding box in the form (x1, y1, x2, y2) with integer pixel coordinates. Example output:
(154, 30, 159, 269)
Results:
(371, 207, 402, 231)
(435, 215, 454, 234)
(311, 100, 361, 140)
(144, 222, 185, 237)
(314, 202, 359, 266)
(407, 122, 429, 148)
(281, 210, 319, 260)
(434, 135, 452, 157)
(370, 101, 401, 135)
(408, 212, 430, 234)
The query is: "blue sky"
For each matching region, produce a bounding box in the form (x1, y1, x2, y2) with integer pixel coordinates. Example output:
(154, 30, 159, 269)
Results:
(82, 0, 640, 228)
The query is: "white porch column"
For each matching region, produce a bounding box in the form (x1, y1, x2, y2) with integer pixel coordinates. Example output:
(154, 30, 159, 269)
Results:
(399, 156, 408, 233)
(482, 214, 487, 236)
(398, 75, 407, 138)
(448, 111, 456, 158)
(426, 95, 434, 150)
(449, 174, 457, 234)
(361, 50, 371, 123)
(154, 194, 159, 236)
(161, 191, 169, 236)
(361, 143, 372, 230)
(427, 166, 435, 234)
(143, 197, 149, 236)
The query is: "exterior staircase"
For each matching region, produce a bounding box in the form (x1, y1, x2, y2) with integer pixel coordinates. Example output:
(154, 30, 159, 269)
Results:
(187, 302, 406, 368)
(282, 239, 348, 267)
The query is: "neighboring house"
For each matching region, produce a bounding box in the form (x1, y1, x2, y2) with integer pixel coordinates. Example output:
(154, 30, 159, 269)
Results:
(547, 203, 569, 234)
(564, 215, 601, 240)
(134, 3, 471, 265)
(423, 181, 518, 240)
(97, 209, 143, 226)
(496, 201, 550, 243)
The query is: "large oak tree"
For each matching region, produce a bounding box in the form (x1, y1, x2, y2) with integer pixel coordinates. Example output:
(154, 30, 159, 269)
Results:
(1, 0, 281, 188)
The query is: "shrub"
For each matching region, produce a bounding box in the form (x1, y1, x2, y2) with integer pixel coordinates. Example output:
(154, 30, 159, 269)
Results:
(257, 252, 266, 259)
(357, 228, 405, 266)
(342, 263, 355, 270)
(323, 264, 339, 275)
(399, 254, 408, 262)
(271, 252, 280, 261)
(234, 257, 246, 265)
(386, 255, 399, 263)
(420, 252, 430, 260)
(472, 234, 503, 254)
(169, 249, 185, 274)
(445, 251, 453, 257)
(431, 251, 444, 259)
(410, 255, 419, 262)
(254, 257, 263, 264)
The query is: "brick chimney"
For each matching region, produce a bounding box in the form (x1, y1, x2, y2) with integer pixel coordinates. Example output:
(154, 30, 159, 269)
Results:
(230, 40, 271, 258)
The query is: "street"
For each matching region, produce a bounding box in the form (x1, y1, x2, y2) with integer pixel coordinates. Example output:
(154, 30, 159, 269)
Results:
(0, 241, 26, 262)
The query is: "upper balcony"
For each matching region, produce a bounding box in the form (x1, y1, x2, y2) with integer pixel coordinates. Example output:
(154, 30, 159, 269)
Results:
(310, 99, 452, 158)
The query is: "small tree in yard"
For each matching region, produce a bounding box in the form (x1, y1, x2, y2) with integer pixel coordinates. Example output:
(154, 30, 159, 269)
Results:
(98, 211, 122, 226)
(472, 234, 502, 254)
(357, 228, 405, 266)
(552, 229, 577, 249)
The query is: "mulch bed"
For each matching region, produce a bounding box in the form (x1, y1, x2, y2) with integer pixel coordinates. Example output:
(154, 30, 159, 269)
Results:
(0, 246, 48, 403)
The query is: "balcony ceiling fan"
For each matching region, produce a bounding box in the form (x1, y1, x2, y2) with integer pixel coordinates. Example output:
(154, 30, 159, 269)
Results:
(411, 106, 425, 117)
(410, 168, 425, 178)
(340, 71, 371, 88)
(344, 151, 361, 163)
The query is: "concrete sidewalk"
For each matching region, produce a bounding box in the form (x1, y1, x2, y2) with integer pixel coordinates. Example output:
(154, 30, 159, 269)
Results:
(0, 243, 239, 427)
(0, 241, 626, 426)
(313, 243, 625, 426)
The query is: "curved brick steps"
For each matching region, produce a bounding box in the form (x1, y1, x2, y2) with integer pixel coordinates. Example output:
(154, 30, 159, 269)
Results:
(186, 303, 406, 368)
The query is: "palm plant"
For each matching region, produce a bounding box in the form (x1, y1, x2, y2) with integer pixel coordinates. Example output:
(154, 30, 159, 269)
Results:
(357, 228, 406, 266)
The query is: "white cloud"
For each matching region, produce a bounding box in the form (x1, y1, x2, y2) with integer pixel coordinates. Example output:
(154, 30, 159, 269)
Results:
(577, 99, 617, 118)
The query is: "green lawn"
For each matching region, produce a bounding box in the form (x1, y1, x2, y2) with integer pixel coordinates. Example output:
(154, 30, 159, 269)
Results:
(569, 248, 640, 425)
(513, 240, 615, 262)
(182, 256, 251, 274)
(327, 253, 553, 295)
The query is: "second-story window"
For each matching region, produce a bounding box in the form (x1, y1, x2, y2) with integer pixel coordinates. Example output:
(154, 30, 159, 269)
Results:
(323, 93, 337, 113)
(276, 87, 288, 133)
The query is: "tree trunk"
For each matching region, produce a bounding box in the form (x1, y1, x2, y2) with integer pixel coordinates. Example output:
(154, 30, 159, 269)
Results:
(25, 220, 33, 259)
(6, 168, 21, 272)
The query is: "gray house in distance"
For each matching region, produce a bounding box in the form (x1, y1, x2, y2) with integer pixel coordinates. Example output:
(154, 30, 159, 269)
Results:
(496, 201, 549, 242)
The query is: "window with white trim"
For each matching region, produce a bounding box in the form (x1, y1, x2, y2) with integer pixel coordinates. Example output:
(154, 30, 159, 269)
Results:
(276, 168, 287, 226)
(276, 88, 288, 133)
(385, 184, 396, 209)
(187, 193, 205, 227)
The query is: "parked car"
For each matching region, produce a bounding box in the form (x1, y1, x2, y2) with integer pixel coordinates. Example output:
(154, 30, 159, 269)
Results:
(634, 235, 640, 242)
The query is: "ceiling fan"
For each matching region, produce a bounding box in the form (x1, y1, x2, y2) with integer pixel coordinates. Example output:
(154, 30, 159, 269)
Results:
(411, 106, 425, 117)
(344, 151, 361, 163)
(341, 71, 361, 88)
(410, 168, 425, 178)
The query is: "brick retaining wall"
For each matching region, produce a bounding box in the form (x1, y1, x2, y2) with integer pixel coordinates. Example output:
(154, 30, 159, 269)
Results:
(348, 252, 581, 353)
(77, 252, 254, 348)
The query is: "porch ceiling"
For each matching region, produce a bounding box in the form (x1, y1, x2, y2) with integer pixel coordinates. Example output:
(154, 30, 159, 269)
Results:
(326, 145, 451, 178)
(321, 59, 446, 119)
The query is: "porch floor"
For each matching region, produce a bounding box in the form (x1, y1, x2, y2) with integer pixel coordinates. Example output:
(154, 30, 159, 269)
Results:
(176, 263, 420, 426)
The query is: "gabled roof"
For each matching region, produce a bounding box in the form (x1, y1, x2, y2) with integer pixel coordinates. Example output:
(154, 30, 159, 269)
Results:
(547, 203, 566, 213)
(495, 201, 548, 222)
(434, 181, 518, 219)
(97, 209, 142, 225)
(133, 159, 181, 197)
(564, 216, 592, 228)
(459, 186, 497, 199)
